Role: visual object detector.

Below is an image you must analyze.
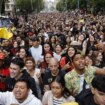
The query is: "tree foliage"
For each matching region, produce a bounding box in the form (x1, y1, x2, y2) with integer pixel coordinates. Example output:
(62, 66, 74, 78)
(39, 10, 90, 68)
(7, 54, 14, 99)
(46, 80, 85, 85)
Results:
(16, 0, 44, 13)
(56, 0, 105, 13)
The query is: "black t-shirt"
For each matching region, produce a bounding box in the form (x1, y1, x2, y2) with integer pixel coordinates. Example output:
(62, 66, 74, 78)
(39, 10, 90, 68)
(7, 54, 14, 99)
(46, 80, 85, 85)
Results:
(5, 69, 38, 97)
(43, 70, 65, 85)
(78, 92, 98, 105)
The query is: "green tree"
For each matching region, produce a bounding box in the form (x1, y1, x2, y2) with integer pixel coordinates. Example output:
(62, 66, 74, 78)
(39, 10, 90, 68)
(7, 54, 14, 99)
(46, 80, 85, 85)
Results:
(56, 0, 105, 13)
(16, 0, 44, 13)
(56, 1, 63, 11)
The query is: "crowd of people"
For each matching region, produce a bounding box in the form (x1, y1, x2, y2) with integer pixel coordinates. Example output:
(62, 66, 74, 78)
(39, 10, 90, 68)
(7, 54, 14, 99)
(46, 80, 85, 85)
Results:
(0, 10, 105, 105)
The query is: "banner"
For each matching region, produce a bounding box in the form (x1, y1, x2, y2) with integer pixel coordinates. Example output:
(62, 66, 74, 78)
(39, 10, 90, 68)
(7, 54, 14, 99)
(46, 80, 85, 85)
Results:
(0, 27, 13, 39)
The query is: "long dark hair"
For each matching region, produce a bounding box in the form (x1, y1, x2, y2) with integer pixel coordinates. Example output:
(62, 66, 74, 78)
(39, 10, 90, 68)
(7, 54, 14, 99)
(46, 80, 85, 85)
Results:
(52, 75, 71, 98)
(42, 42, 53, 55)
(65, 46, 77, 64)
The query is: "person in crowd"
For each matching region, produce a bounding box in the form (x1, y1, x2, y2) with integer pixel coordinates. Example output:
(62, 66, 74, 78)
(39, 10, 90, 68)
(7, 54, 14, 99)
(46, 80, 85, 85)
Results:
(86, 35, 97, 54)
(16, 36, 25, 47)
(65, 52, 105, 97)
(53, 44, 63, 61)
(1, 39, 12, 51)
(42, 75, 75, 105)
(85, 55, 93, 67)
(42, 42, 53, 56)
(40, 52, 53, 74)
(0, 78, 42, 105)
(60, 46, 76, 72)
(5, 57, 38, 97)
(78, 75, 105, 105)
(49, 35, 57, 50)
(0, 52, 10, 91)
(17, 46, 29, 62)
(91, 50, 105, 68)
(29, 36, 43, 66)
(43, 57, 65, 92)
(10, 40, 19, 57)
(25, 57, 42, 99)
(65, 36, 72, 48)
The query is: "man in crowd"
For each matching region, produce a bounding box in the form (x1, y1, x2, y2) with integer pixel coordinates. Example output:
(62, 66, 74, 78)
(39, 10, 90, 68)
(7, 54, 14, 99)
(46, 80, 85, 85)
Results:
(29, 36, 43, 65)
(65, 52, 105, 97)
(5, 57, 38, 97)
(0, 78, 42, 105)
(43, 57, 65, 92)
(78, 75, 105, 105)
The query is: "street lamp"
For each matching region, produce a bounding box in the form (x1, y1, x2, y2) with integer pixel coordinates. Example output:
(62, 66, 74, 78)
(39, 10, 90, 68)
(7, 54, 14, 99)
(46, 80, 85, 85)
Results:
(77, 0, 80, 9)
(31, 0, 33, 11)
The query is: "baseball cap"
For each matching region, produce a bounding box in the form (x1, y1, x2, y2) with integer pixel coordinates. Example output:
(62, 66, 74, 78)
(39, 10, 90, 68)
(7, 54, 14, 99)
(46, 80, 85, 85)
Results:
(0, 52, 5, 60)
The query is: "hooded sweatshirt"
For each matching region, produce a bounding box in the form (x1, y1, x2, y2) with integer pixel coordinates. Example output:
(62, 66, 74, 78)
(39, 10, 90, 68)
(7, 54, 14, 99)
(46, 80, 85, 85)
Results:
(0, 90, 42, 105)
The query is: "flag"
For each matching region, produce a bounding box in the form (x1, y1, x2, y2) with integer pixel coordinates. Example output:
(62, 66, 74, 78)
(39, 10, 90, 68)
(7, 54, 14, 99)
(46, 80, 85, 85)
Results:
(0, 27, 13, 39)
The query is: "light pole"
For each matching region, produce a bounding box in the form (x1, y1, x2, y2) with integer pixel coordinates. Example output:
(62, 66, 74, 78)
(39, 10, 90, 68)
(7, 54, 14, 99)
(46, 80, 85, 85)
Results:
(77, 0, 80, 9)
(31, 0, 33, 11)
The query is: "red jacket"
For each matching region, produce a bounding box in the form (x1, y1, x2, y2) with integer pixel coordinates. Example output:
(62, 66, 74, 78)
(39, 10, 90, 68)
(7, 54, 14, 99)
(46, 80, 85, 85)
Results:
(0, 68, 10, 91)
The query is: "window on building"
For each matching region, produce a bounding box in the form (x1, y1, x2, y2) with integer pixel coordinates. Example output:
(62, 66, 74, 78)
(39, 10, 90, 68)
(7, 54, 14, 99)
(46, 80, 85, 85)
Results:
(6, 4, 10, 9)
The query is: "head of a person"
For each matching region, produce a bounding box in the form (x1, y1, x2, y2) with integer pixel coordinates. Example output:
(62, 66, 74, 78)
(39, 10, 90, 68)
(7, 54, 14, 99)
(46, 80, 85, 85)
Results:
(55, 44, 63, 54)
(66, 36, 71, 44)
(16, 36, 22, 43)
(31, 36, 40, 47)
(2, 39, 10, 47)
(51, 75, 65, 98)
(67, 46, 76, 58)
(18, 46, 28, 59)
(49, 35, 56, 43)
(42, 42, 53, 55)
(89, 35, 95, 42)
(91, 75, 105, 105)
(2, 48, 10, 58)
(92, 51, 103, 63)
(9, 57, 24, 79)
(13, 78, 30, 102)
(85, 55, 93, 66)
(25, 57, 36, 71)
(72, 52, 85, 72)
(13, 40, 19, 48)
(44, 52, 53, 64)
(48, 58, 59, 75)
(0, 52, 5, 67)
(78, 34, 84, 42)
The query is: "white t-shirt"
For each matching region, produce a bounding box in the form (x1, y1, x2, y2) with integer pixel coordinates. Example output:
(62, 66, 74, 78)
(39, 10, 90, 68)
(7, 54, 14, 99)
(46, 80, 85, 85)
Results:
(30, 45, 43, 63)
(33, 68, 41, 85)
(79, 74, 90, 93)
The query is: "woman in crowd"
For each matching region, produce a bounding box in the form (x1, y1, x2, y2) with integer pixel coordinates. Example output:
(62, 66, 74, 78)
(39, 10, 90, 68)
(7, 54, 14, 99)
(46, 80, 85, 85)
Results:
(40, 52, 53, 74)
(42, 75, 75, 105)
(42, 42, 53, 56)
(10, 40, 19, 57)
(60, 46, 76, 72)
(92, 50, 105, 68)
(53, 44, 64, 61)
(49, 35, 57, 50)
(25, 57, 42, 99)
(17, 46, 29, 62)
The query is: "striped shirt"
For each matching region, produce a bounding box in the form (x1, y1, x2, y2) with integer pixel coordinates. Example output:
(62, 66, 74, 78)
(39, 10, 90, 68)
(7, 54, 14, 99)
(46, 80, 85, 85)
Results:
(53, 97, 64, 105)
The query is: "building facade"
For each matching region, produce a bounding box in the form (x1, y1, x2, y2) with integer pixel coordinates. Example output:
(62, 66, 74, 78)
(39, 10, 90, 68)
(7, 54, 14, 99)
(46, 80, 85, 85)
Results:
(5, 0, 16, 14)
